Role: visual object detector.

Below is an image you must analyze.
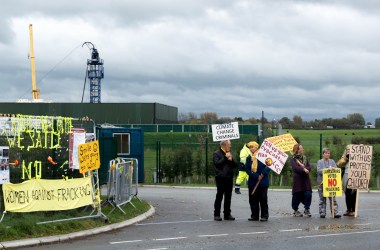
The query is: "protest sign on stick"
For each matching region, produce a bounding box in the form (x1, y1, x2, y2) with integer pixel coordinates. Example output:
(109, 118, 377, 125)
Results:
(211, 122, 240, 142)
(251, 139, 288, 194)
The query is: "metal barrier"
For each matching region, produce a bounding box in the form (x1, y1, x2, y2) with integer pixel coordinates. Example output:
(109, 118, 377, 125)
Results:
(104, 157, 139, 214)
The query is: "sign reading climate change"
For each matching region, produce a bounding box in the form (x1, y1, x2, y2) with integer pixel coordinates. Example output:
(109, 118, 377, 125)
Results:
(2, 176, 93, 212)
(256, 139, 288, 174)
(212, 122, 240, 142)
(347, 144, 372, 190)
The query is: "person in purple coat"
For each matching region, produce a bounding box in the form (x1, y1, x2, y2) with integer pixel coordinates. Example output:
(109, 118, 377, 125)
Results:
(290, 143, 312, 217)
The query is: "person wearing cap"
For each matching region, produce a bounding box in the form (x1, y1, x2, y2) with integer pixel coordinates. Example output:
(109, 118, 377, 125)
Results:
(245, 142, 270, 221)
(213, 140, 238, 221)
(337, 145, 356, 216)
(234, 141, 259, 194)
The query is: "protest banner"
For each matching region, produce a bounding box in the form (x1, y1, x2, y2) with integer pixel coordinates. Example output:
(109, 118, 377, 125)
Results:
(265, 134, 298, 152)
(322, 168, 342, 197)
(256, 139, 288, 175)
(78, 140, 100, 174)
(347, 144, 372, 190)
(211, 122, 240, 142)
(2, 176, 93, 212)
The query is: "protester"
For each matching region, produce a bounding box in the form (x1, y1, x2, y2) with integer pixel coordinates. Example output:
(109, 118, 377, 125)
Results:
(316, 148, 341, 218)
(213, 140, 238, 221)
(337, 145, 356, 216)
(290, 143, 312, 217)
(245, 142, 270, 221)
(234, 141, 259, 194)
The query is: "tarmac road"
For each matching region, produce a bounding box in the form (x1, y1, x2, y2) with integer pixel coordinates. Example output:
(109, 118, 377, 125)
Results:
(14, 186, 380, 249)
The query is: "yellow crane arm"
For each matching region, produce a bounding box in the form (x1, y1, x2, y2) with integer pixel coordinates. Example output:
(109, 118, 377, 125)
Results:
(29, 24, 40, 100)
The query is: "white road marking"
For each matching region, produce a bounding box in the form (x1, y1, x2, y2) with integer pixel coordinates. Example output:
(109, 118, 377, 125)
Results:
(110, 239, 143, 244)
(239, 231, 268, 235)
(137, 219, 211, 226)
(297, 229, 380, 239)
(146, 248, 168, 250)
(154, 237, 187, 241)
(355, 223, 372, 226)
(198, 234, 229, 237)
(280, 229, 303, 232)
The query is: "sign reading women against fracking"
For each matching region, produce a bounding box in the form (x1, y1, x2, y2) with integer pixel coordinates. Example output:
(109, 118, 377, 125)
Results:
(256, 139, 288, 174)
(347, 144, 372, 190)
(211, 122, 240, 141)
(322, 168, 342, 197)
(78, 140, 100, 174)
(2, 176, 93, 212)
(266, 134, 298, 152)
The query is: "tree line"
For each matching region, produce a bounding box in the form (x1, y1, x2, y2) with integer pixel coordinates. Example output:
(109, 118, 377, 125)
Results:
(179, 112, 379, 129)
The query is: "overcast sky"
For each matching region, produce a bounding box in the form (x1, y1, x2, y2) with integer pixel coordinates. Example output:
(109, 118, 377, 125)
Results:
(1, 0, 379, 123)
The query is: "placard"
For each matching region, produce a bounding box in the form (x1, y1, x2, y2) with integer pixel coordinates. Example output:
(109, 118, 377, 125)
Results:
(211, 122, 240, 142)
(256, 139, 288, 174)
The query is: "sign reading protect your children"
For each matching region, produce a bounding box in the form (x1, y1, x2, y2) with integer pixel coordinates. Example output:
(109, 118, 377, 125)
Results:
(347, 144, 372, 190)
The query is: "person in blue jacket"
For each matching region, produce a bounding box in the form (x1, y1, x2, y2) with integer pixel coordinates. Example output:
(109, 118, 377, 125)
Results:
(245, 148, 271, 222)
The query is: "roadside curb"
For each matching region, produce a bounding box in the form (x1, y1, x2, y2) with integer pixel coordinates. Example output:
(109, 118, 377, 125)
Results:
(0, 205, 155, 249)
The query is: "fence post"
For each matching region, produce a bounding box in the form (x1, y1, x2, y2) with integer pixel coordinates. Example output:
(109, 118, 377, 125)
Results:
(319, 133, 323, 159)
(156, 141, 161, 183)
(205, 137, 208, 184)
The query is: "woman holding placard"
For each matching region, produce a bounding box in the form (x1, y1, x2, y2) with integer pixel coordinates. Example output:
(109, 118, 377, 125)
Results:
(290, 144, 312, 217)
(317, 148, 341, 218)
(337, 145, 356, 216)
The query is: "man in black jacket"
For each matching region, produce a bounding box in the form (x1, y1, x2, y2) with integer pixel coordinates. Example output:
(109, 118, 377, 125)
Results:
(213, 140, 237, 221)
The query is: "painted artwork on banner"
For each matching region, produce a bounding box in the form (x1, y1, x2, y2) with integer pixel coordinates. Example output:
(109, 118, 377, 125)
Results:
(266, 134, 298, 152)
(322, 168, 342, 197)
(211, 122, 240, 142)
(347, 144, 372, 190)
(256, 139, 288, 174)
(2, 176, 94, 212)
(0, 146, 10, 184)
(78, 140, 100, 174)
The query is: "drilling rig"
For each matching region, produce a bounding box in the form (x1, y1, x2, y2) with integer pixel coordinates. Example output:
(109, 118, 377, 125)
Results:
(29, 24, 41, 100)
(82, 42, 104, 103)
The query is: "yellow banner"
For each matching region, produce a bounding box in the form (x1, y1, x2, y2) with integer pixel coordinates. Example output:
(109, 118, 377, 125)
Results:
(322, 168, 342, 197)
(266, 134, 298, 152)
(78, 140, 100, 174)
(2, 176, 94, 212)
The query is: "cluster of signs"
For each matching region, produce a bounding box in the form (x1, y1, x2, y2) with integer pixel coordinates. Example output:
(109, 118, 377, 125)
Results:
(0, 114, 101, 213)
(212, 122, 373, 198)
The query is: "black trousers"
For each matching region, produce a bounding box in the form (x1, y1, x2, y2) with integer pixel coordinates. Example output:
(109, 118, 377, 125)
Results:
(248, 186, 268, 219)
(214, 176, 233, 217)
(345, 188, 357, 212)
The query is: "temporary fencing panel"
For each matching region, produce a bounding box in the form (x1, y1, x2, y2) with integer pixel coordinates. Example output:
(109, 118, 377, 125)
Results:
(104, 157, 139, 214)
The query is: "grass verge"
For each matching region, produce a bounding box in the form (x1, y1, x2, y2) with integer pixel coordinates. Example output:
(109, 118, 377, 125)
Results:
(0, 196, 150, 242)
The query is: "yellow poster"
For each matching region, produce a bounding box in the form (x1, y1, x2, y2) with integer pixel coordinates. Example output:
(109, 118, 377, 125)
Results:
(78, 140, 100, 174)
(322, 168, 342, 197)
(266, 134, 298, 152)
(2, 176, 94, 212)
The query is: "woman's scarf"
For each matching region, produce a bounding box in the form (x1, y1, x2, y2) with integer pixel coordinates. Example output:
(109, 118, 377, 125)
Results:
(293, 153, 307, 166)
(251, 151, 258, 172)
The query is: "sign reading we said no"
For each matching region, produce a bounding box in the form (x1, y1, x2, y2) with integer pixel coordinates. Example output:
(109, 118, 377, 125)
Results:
(78, 140, 100, 174)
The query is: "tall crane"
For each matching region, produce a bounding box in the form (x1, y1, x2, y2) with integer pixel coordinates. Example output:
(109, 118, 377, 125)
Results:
(82, 42, 104, 103)
(29, 24, 40, 100)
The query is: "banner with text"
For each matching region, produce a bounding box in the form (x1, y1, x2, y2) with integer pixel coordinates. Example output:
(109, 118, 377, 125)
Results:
(256, 139, 288, 174)
(2, 176, 94, 212)
(347, 144, 372, 190)
(78, 140, 100, 174)
(211, 122, 240, 142)
(266, 134, 298, 152)
(322, 168, 342, 197)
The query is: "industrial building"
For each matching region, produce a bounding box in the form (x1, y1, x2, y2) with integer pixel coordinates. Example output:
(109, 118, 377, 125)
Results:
(0, 102, 178, 124)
